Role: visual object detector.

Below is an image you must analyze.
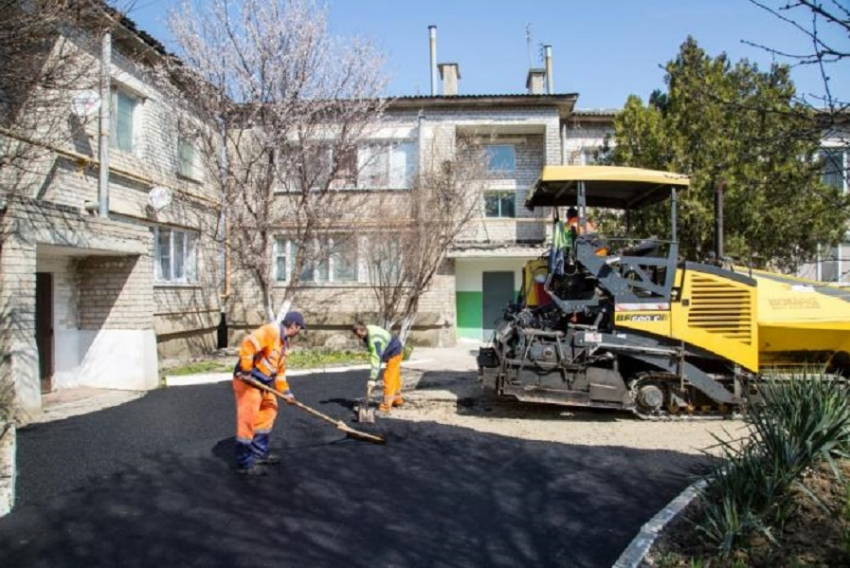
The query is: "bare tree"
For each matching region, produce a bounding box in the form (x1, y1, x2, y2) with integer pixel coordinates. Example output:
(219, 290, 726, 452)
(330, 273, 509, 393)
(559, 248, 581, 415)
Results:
(0, 1, 122, 200)
(160, 0, 389, 321)
(363, 129, 490, 344)
(745, 0, 849, 110)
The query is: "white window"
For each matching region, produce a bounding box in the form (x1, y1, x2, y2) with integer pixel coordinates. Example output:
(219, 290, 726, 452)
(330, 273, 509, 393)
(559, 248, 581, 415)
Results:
(367, 237, 403, 285)
(155, 228, 198, 283)
(358, 141, 417, 189)
(274, 236, 358, 283)
(111, 89, 139, 154)
(275, 145, 356, 192)
(485, 144, 516, 173)
(178, 137, 197, 179)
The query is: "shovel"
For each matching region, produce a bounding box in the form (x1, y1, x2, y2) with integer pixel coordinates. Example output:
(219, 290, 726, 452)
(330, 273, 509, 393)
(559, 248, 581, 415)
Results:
(242, 377, 385, 445)
(358, 381, 376, 423)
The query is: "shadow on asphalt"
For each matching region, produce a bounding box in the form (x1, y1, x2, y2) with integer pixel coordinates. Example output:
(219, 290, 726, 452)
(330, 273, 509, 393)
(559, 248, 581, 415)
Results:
(0, 371, 714, 568)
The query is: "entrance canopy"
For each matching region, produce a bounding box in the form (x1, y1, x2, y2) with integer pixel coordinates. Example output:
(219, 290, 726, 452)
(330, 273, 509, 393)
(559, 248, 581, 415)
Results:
(525, 165, 690, 210)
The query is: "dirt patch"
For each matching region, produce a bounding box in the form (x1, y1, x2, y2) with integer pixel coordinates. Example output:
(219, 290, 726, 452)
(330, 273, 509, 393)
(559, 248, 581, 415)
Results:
(394, 369, 749, 456)
(648, 460, 850, 567)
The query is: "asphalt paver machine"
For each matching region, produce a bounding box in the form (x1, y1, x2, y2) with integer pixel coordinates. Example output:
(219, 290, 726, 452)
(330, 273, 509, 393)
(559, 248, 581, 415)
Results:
(478, 165, 850, 418)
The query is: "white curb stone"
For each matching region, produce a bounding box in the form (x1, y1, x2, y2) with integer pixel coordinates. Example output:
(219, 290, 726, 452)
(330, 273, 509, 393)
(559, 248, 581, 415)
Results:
(0, 423, 16, 518)
(613, 478, 707, 568)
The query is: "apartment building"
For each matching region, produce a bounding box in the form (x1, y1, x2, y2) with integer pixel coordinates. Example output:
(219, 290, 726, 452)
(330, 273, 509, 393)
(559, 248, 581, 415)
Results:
(5, 4, 844, 415)
(0, 4, 222, 413)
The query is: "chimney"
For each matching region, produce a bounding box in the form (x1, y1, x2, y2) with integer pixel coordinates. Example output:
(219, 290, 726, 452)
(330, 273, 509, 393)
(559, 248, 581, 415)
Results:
(526, 68, 546, 95)
(438, 63, 461, 96)
(544, 44, 554, 94)
(429, 25, 437, 96)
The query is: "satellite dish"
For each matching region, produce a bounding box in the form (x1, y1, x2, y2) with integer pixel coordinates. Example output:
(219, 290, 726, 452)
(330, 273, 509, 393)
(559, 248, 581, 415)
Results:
(148, 186, 173, 211)
(71, 90, 101, 117)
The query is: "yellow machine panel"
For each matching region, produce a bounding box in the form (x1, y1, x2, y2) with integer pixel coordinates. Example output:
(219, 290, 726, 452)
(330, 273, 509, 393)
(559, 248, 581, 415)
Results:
(613, 307, 672, 337)
(750, 269, 850, 369)
(671, 267, 759, 372)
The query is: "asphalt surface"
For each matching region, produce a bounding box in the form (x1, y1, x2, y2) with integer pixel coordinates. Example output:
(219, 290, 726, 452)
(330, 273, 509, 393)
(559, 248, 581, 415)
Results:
(0, 370, 711, 568)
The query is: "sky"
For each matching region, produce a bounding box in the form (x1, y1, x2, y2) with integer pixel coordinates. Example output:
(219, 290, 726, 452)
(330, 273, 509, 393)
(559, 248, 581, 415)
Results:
(115, 0, 849, 110)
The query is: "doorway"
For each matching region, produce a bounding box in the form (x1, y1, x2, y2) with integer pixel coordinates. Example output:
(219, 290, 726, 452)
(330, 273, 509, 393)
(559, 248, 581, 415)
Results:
(482, 271, 514, 341)
(35, 272, 54, 394)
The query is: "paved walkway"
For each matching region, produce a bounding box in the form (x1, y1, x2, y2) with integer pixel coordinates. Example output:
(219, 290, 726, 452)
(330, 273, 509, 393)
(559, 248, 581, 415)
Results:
(3, 343, 699, 567)
(0, 350, 701, 568)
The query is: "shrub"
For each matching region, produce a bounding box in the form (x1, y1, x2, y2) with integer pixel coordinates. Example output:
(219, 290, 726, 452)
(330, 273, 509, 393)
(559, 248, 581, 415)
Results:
(696, 372, 850, 558)
(0, 375, 14, 424)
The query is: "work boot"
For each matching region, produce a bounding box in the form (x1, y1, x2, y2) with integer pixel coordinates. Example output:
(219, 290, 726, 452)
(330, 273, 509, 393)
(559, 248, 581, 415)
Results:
(391, 397, 405, 408)
(256, 453, 281, 466)
(237, 463, 268, 476)
(377, 403, 392, 417)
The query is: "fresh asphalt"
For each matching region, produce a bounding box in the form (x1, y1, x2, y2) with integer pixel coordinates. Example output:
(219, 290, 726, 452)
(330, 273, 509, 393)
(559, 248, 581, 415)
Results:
(0, 370, 711, 568)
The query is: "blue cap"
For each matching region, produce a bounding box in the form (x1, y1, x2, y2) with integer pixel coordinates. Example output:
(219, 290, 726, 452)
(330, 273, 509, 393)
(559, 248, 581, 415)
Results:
(283, 311, 307, 330)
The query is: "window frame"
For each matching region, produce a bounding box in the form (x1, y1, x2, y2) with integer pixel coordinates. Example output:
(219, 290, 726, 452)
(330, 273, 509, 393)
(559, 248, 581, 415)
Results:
(358, 140, 417, 190)
(111, 88, 140, 154)
(155, 227, 198, 284)
(274, 235, 359, 284)
(483, 190, 517, 218)
(177, 136, 198, 180)
(484, 144, 517, 174)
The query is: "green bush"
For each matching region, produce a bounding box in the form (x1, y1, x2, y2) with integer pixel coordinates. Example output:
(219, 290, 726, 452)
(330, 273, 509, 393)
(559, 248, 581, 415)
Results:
(0, 375, 14, 423)
(696, 372, 850, 558)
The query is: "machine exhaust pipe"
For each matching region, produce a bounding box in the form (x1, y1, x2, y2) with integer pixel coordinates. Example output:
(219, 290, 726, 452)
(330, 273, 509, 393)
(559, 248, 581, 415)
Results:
(715, 180, 725, 263)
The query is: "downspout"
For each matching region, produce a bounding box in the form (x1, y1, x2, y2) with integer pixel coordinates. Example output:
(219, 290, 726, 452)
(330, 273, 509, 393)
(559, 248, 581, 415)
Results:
(429, 25, 437, 96)
(97, 31, 111, 218)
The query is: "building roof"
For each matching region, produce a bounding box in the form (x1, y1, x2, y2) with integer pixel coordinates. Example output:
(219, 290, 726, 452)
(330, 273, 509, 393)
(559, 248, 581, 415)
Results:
(389, 94, 579, 118)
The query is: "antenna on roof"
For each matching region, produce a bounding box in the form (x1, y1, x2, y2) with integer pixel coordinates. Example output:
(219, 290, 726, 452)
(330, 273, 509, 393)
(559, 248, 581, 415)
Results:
(525, 23, 533, 68)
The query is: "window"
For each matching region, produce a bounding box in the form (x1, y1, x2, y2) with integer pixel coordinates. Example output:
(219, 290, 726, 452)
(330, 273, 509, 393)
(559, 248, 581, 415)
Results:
(359, 141, 417, 189)
(484, 191, 516, 218)
(111, 89, 138, 153)
(155, 228, 197, 283)
(367, 238, 403, 285)
(275, 145, 356, 192)
(274, 237, 289, 282)
(331, 238, 358, 282)
(485, 144, 516, 173)
(820, 149, 847, 192)
(178, 137, 196, 179)
(274, 236, 358, 283)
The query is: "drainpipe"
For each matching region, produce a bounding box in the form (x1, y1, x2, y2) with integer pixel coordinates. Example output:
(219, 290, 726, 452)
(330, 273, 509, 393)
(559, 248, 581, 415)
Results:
(544, 45, 554, 94)
(429, 25, 437, 96)
(97, 31, 111, 219)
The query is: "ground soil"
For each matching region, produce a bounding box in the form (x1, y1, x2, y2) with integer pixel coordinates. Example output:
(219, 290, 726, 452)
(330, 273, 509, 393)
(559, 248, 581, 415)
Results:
(646, 460, 850, 567)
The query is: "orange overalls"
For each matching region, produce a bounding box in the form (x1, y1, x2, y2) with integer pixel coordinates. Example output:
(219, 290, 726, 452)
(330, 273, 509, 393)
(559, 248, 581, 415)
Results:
(364, 325, 404, 411)
(233, 322, 290, 469)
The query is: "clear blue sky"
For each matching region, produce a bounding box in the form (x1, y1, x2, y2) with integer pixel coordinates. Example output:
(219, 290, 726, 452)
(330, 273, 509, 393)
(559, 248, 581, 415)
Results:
(117, 0, 848, 109)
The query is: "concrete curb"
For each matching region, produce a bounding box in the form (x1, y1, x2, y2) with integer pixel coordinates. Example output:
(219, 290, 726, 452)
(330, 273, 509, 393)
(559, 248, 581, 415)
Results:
(0, 423, 16, 518)
(612, 478, 707, 568)
(164, 359, 434, 387)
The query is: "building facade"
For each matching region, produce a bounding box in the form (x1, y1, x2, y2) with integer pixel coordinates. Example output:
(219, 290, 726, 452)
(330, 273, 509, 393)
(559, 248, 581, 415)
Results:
(0, 5, 222, 414)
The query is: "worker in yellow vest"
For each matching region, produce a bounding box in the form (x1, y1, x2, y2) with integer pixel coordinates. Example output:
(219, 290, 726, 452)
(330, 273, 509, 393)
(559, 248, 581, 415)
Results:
(352, 321, 404, 414)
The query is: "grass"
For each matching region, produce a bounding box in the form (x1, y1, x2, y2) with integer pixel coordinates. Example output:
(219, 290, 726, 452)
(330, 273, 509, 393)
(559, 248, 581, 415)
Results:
(0, 376, 14, 424)
(161, 346, 414, 376)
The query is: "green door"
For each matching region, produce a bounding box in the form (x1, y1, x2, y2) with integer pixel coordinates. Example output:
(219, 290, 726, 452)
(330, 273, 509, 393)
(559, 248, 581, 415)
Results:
(482, 271, 514, 341)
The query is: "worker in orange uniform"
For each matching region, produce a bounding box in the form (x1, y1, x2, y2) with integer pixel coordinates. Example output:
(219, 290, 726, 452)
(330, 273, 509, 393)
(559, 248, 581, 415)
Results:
(232, 311, 306, 476)
(352, 321, 404, 415)
(567, 206, 607, 255)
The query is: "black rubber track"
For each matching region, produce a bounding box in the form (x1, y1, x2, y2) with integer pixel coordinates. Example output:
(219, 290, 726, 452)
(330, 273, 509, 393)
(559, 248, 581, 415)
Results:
(0, 370, 712, 568)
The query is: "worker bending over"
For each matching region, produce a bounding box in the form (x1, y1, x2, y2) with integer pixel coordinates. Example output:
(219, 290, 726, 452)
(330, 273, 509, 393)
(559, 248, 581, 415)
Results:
(232, 312, 306, 476)
(352, 321, 404, 414)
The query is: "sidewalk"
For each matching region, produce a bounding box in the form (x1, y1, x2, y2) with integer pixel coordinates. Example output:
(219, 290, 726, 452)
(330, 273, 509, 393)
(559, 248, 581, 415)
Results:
(29, 343, 482, 424)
